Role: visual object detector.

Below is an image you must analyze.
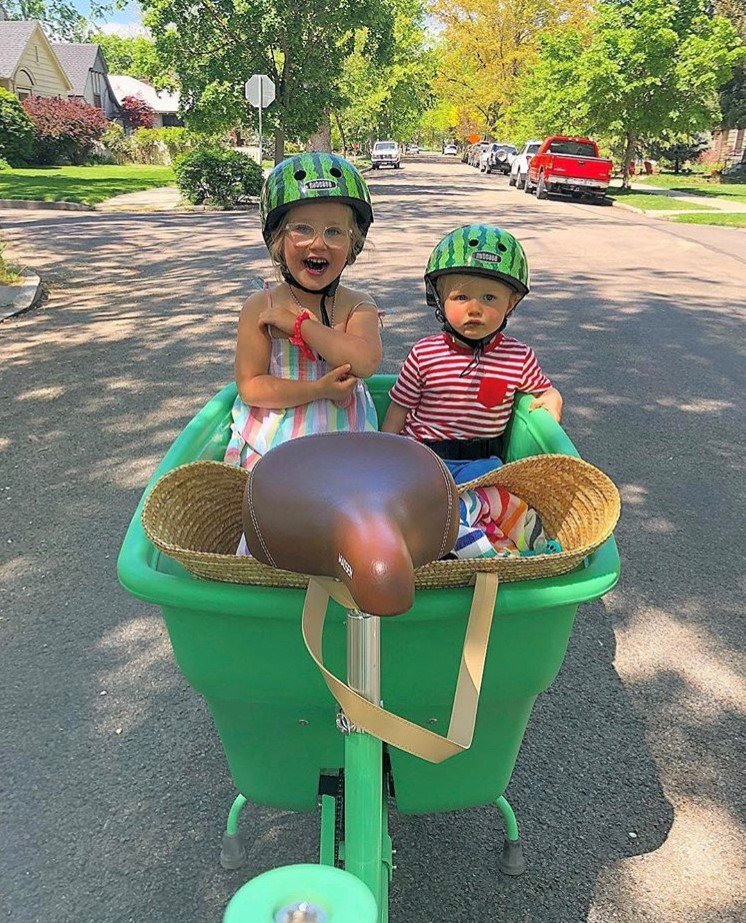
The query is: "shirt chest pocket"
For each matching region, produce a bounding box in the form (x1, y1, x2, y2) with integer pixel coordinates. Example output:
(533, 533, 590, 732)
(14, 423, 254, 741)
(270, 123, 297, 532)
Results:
(477, 377, 509, 409)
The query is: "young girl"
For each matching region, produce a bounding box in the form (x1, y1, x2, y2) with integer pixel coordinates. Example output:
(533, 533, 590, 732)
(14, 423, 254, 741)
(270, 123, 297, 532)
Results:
(224, 154, 382, 470)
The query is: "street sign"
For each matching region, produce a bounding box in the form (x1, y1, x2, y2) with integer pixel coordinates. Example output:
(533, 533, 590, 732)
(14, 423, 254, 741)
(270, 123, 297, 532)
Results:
(244, 75, 276, 167)
(245, 74, 275, 108)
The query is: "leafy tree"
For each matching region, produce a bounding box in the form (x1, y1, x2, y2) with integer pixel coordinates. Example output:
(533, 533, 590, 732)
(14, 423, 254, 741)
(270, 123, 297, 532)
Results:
(141, 0, 396, 163)
(89, 32, 176, 91)
(120, 95, 156, 130)
(333, 0, 433, 151)
(646, 131, 710, 172)
(0, 86, 34, 165)
(509, 0, 744, 185)
(4, 0, 111, 41)
(429, 0, 589, 139)
(713, 0, 746, 128)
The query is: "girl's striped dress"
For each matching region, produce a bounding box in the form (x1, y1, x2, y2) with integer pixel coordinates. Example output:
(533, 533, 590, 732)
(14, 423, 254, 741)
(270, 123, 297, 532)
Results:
(224, 300, 378, 470)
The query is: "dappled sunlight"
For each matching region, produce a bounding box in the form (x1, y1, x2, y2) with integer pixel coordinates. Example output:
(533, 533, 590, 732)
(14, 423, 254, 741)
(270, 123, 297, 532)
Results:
(656, 397, 736, 413)
(94, 613, 178, 736)
(615, 606, 746, 720)
(590, 799, 746, 922)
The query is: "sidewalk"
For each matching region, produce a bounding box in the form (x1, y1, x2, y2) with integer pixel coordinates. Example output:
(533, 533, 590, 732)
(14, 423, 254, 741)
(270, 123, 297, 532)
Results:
(97, 185, 184, 212)
(627, 181, 746, 213)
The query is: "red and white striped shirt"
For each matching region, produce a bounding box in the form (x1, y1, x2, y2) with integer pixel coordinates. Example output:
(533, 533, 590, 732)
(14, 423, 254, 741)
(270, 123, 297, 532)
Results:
(390, 333, 552, 442)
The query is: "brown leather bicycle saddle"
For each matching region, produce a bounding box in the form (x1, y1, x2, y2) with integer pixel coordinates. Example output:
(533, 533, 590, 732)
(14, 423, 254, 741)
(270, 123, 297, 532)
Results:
(242, 432, 459, 616)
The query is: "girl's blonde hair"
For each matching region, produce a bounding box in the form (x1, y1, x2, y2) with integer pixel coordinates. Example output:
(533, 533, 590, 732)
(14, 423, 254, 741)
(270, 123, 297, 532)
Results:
(267, 203, 366, 280)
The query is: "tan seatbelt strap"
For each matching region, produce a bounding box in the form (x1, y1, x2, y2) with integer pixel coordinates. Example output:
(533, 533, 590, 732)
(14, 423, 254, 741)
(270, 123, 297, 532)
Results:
(301, 572, 499, 764)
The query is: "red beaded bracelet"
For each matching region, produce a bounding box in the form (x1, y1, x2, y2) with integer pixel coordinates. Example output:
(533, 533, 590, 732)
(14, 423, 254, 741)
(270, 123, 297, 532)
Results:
(289, 310, 316, 361)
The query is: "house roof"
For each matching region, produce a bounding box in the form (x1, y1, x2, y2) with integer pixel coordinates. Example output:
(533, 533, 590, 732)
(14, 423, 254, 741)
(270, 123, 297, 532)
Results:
(108, 74, 179, 114)
(0, 19, 72, 90)
(51, 42, 100, 97)
(0, 19, 36, 78)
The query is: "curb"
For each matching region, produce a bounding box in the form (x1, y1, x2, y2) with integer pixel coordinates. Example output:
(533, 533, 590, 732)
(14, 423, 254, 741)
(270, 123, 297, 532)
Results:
(0, 198, 93, 211)
(0, 273, 43, 321)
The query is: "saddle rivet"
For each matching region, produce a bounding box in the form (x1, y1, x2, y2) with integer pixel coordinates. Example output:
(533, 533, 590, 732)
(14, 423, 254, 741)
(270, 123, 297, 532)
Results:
(298, 719, 309, 726)
(275, 902, 327, 923)
(428, 717, 438, 725)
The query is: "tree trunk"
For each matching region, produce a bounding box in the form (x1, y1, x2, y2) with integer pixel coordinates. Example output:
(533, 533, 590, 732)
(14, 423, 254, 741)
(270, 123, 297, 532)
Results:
(622, 130, 637, 189)
(274, 127, 285, 165)
(332, 110, 347, 157)
(674, 157, 680, 174)
(306, 109, 332, 152)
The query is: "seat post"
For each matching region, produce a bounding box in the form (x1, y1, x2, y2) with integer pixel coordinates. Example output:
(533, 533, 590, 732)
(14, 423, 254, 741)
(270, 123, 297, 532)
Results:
(346, 610, 381, 706)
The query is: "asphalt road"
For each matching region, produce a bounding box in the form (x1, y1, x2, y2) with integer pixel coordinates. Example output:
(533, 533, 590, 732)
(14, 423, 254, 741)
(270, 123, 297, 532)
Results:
(1, 157, 745, 923)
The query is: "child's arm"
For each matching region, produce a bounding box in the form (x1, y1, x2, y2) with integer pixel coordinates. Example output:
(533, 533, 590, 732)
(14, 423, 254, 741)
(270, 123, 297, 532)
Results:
(236, 294, 358, 408)
(381, 401, 409, 434)
(520, 347, 563, 423)
(260, 294, 382, 379)
(529, 386, 563, 423)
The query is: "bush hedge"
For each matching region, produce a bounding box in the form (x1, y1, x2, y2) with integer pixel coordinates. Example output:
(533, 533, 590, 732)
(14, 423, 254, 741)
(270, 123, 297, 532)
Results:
(22, 96, 107, 165)
(0, 88, 34, 165)
(174, 146, 263, 208)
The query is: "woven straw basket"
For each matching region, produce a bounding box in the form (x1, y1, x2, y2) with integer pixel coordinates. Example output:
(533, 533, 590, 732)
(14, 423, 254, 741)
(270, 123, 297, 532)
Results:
(141, 454, 620, 590)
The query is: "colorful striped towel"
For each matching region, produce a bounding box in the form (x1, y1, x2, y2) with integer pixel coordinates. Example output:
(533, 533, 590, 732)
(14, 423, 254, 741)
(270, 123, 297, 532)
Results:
(451, 485, 562, 560)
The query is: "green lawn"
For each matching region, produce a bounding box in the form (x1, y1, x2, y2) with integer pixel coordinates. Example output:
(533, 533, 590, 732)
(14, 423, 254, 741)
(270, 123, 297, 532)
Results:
(673, 212, 746, 227)
(634, 172, 746, 204)
(608, 189, 713, 211)
(0, 165, 175, 206)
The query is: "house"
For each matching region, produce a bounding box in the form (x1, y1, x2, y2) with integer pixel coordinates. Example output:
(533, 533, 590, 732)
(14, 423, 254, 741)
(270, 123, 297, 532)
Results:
(52, 42, 120, 120)
(0, 19, 72, 100)
(710, 126, 746, 170)
(108, 74, 182, 129)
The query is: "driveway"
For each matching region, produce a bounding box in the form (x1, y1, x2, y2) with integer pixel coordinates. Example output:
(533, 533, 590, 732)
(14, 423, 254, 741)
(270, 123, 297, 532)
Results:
(1, 157, 744, 923)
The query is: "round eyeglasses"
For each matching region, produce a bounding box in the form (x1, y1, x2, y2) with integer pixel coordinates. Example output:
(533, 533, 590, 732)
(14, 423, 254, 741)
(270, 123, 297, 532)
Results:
(284, 222, 352, 249)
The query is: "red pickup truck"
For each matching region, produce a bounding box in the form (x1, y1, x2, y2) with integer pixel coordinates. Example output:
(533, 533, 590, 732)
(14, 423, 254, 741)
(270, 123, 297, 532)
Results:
(526, 136, 613, 201)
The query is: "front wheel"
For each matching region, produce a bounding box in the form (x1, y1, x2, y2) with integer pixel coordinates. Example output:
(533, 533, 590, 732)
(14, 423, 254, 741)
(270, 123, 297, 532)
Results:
(524, 173, 533, 193)
(517, 172, 526, 190)
(535, 172, 548, 199)
(508, 174, 516, 187)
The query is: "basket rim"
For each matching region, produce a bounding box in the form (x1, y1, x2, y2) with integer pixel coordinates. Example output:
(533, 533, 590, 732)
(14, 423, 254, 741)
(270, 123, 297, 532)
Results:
(140, 453, 620, 587)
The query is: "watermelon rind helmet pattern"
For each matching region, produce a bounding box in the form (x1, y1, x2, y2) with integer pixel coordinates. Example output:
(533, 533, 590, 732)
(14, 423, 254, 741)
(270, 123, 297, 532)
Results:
(424, 225, 530, 307)
(261, 153, 373, 255)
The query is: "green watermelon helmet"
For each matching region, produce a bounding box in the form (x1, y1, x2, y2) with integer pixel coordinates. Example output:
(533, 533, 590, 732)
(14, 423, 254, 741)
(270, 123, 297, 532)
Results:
(261, 153, 373, 255)
(424, 225, 530, 308)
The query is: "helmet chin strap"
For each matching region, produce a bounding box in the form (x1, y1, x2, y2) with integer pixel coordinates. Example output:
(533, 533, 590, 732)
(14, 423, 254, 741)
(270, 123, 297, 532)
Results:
(435, 307, 506, 376)
(282, 265, 342, 328)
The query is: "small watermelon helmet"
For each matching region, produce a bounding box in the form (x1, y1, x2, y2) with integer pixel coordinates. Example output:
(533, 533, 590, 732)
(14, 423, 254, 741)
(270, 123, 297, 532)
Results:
(261, 153, 373, 256)
(424, 225, 530, 308)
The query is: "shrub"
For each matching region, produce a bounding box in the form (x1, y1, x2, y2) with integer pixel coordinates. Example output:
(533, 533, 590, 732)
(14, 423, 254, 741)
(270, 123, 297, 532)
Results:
(101, 122, 135, 164)
(22, 96, 108, 165)
(121, 95, 155, 130)
(174, 146, 263, 208)
(0, 87, 34, 165)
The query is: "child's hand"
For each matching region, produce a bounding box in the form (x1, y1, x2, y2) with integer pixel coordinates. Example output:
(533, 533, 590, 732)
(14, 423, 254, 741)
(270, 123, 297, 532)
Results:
(529, 387, 563, 423)
(258, 303, 306, 336)
(316, 364, 358, 401)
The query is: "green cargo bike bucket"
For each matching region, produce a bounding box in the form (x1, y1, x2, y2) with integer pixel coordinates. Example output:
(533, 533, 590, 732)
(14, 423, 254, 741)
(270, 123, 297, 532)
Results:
(117, 375, 620, 816)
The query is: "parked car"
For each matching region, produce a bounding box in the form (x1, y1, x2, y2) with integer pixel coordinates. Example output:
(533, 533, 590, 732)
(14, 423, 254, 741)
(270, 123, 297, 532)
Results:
(509, 140, 542, 188)
(406, 143, 420, 154)
(525, 135, 613, 200)
(480, 142, 518, 174)
(443, 143, 458, 156)
(371, 140, 401, 169)
(469, 141, 491, 167)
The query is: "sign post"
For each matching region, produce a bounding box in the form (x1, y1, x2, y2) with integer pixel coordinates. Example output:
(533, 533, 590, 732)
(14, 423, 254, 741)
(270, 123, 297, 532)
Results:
(245, 74, 276, 165)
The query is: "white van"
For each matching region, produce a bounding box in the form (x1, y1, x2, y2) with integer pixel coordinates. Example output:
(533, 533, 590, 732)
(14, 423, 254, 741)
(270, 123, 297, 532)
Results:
(371, 140, 400, 169)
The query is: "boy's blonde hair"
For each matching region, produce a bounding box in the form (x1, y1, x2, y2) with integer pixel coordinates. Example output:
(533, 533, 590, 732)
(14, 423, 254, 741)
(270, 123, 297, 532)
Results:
(267, 203, 365, 280)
